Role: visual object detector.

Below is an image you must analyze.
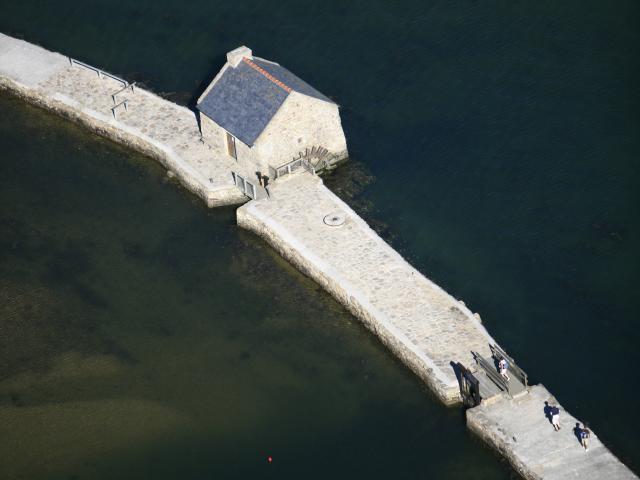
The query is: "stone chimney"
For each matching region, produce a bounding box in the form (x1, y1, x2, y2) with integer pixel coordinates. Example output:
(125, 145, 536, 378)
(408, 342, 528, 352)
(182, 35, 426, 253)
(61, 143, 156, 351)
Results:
(227, 46, 253, 67)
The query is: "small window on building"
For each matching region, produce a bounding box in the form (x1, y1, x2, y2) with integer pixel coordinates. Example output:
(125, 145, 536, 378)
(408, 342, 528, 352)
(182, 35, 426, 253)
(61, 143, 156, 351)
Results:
(226, 132, 237, 159)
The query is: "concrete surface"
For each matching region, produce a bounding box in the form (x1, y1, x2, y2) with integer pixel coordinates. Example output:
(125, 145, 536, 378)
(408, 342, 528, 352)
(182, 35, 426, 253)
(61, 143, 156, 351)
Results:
(0, 33, 68, 87)
(2, 32, 636, 480)
(0, 33, 248, 207)
(237, 171, 497, 404)
(467, 385, 637, 479)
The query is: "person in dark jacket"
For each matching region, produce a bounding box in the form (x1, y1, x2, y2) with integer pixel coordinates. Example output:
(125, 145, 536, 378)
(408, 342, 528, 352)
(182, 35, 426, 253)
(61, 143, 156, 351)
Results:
(580, 424, 591, 451)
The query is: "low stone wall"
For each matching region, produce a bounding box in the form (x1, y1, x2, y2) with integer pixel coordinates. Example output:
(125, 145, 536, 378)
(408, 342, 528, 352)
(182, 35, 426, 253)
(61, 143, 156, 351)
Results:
(0, 76, 246, 208)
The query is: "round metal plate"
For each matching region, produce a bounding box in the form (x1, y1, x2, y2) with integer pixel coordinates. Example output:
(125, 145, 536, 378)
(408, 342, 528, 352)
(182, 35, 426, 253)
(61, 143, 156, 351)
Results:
(323, 212, 346, 226)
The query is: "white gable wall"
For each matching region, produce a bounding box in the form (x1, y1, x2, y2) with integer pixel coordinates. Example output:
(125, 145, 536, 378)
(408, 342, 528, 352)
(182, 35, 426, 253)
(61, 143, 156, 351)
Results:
(252, 91, 348, 175)
(199, 91, 348, 182)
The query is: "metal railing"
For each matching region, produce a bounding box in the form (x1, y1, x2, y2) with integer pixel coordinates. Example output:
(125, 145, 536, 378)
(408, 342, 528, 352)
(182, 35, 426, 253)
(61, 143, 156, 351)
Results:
(271, 157, 315, 180)
(111, 82, 136, 104)
(491, 344, 528, 387)
(69, 58, 128, 87)
(110, 99, 128, 118)
(232, 172, 258, 200)
(474, 351, 510, 396)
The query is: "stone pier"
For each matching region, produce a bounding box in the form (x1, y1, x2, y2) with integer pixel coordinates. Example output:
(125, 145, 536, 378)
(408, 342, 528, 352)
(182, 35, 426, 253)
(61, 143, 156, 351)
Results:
(237, 172, 495, 404)
(0, 32, 249, 207)
(1, 33, 637, 479)
(236, 172, 637, 479)
(468, 385, 635, 479)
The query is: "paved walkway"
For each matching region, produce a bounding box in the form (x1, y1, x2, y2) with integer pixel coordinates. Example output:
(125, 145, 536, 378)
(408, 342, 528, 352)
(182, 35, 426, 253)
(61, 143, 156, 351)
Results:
(468, 385, 636, 479)
(41, 66, 247, 188)
(3, 33, 637, 479)
(238, 172, 638, 478)
(238, 172, 497, 404)
(0, 33, 250, 206)
(0, 33, 68, 86)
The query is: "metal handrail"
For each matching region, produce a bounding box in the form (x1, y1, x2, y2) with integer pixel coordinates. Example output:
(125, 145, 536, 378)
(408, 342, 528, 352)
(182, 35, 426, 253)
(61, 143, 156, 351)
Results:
(110, 99, 128, 118)
(491, 344, 528, 387)
(272, 157, 315, 179)
(111, 82, 136, 103)
(301, 158, 315, 175)
(232, 171, 262, 200)
(69, 58, 128, 87)
(474, 351, 510, 396)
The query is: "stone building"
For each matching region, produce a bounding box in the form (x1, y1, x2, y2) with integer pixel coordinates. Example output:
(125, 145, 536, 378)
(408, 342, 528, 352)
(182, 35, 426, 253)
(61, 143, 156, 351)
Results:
(196, 46, 348, 181)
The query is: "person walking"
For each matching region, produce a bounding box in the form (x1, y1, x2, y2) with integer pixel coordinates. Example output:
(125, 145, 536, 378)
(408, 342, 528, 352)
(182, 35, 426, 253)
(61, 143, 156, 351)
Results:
(580, 424, 591, 451)
(498, 357, 510, 381)
(551, 405, 561, 431)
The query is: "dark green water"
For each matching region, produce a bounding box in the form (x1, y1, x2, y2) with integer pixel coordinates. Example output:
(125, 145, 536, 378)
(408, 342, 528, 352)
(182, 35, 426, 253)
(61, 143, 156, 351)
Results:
(1, 1, 638, 478)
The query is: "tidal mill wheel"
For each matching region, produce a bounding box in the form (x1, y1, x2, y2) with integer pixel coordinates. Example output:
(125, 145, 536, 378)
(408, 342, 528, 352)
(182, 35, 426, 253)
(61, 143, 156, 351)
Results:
(299, 146, 333, 172)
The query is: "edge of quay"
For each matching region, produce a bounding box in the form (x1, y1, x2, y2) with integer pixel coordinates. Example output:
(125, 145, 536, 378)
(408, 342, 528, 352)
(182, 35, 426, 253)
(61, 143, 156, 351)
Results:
(2, 33, 638, 480)
(0, 34, 246, 208)
(467, 385, 638, 480)
(237, 173, 639, 479)
(237, 205, 459, 405)
(237, 174, 493, 406)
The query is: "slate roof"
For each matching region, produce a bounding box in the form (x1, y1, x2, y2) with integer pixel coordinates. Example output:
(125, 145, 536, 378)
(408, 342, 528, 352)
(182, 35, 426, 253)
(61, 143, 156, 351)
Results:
(197, 57, 334, 146)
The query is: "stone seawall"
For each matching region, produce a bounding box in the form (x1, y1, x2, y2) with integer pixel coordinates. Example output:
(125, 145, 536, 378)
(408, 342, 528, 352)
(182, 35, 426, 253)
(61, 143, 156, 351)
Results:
(237, 172, 638, 479)
(237, 173, 497, 405)
(3, 33, 637, 479)
(238, 204, 458, 404)
(0, 76, 245, 208)
(0, 33, 247, 208)
(0, 77, 242, 207)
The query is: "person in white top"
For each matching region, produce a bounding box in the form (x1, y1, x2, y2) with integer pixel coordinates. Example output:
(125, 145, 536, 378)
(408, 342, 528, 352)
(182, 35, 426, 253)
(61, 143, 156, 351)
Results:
(551, 406, 561, 431)
(498, 357, 510, 381)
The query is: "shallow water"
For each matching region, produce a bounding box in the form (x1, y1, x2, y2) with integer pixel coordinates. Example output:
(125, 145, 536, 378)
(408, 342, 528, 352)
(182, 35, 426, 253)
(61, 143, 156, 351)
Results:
(1, 0, 639, 478)
(0, 93, 512, 478)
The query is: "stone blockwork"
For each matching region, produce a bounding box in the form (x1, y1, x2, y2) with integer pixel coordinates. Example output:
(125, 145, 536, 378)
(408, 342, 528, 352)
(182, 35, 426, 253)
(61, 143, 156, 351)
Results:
(237, 172, 496, 404)
(200, 90, 348, 178)
(467, 385, 637, 480)
(3, 33, 637, 478)
(237, 172, 639, 477)
(196, 47, 348, 177)
(246, 91, 349, 174)
(0, 33, 248, 207)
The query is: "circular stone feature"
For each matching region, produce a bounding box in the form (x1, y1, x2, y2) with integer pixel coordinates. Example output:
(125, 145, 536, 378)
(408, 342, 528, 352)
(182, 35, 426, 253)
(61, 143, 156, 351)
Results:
(323, 212, 346, 226)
